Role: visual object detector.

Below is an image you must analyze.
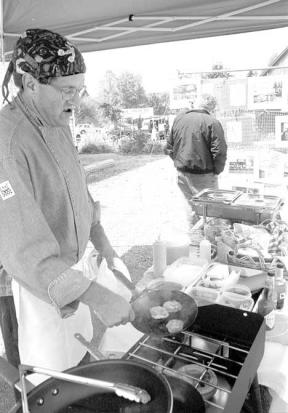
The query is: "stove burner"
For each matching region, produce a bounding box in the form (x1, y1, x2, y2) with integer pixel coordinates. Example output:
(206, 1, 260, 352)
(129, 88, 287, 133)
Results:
(124, 305, 265, 413)
(176, 364, 218, 400)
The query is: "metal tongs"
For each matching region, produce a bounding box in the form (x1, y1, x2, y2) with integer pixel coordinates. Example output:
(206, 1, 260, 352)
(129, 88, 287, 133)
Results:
(19, 364, 151, 412)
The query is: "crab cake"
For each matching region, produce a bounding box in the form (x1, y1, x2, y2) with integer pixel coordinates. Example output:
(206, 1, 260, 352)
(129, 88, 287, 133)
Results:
(166, 319, 184, 333)
(163, 300, 182, 313)
(150, 306, 169, 320)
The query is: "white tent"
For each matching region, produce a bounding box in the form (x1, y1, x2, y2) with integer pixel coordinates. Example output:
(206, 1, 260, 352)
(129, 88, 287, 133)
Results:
(1, 0, 288, 56)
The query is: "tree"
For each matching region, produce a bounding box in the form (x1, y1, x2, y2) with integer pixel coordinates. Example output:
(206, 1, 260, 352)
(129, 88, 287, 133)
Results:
(147, 92, 170, 116)
(75, 96, 100, 126)
(98, 70, 123, 126)
(117, 72, 148, 108)
(101, 70, 121, 105)
(202, 63, 232, 79)
(98, 102, 122, 126)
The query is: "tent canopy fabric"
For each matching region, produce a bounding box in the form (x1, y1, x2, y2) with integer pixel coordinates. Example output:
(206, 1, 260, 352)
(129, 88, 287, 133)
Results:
(2, 0, 288, 55)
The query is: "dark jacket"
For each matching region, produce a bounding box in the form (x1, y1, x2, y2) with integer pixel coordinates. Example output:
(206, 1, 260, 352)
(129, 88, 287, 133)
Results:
(165, 109, 227, 175)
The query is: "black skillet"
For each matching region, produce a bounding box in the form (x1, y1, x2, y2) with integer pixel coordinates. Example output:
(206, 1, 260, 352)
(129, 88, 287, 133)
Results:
(112, 269, 198, 337)
(2, 359, 173, 413)
(0, 356, 205, 413)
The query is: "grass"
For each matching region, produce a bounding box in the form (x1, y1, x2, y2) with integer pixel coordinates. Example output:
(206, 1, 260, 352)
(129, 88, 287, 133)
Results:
(121, 245, 153, 283)
(80, 153, 165, 183)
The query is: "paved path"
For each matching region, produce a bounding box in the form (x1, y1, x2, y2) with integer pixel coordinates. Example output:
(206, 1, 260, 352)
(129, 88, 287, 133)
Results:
(88, 157, 189, 257)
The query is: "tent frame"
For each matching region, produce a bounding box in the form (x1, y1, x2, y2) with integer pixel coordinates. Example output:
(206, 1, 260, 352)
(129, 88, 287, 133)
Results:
(1, 0, 287, 57)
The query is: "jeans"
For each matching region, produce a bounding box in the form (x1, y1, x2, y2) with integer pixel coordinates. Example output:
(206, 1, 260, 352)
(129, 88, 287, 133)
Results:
(0, 296, 20, 368)
(177, 171, 219, 228)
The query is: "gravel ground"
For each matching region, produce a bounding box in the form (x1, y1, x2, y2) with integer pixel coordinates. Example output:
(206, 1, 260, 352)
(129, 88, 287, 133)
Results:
(0, 156, 189, 411)
(87, 156, 189, 274)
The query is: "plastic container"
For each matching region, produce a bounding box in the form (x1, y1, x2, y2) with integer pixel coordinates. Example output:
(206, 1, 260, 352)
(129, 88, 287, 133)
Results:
(218, 295, 254, 311)
(161, 227, 190, 265)
(222, 284, 251, 298)
(200, 263, 238, 289)
(219, 284, 253, 311)
(185, 285, 220, 307)
(163, 257, 208, 288)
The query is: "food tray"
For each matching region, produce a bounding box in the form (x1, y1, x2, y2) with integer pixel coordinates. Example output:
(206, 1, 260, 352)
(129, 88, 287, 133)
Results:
(186, 284, 254, 311)
(192, 189, 242, 204)
(233, 193, 282, 209)
(163, 256, 208, 288)
(192, 192, 283, 224)
(185, 285, 220, 306)
(185, 263, 254, 311)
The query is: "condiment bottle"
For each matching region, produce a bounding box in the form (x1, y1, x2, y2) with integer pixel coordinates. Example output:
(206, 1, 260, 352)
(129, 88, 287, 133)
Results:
(164, 231, 190, 265)
(257, 270, 276, 330)
(153, 235, 167, 277)
(275, 263, 286, 310)
(199, 239, 211, 263)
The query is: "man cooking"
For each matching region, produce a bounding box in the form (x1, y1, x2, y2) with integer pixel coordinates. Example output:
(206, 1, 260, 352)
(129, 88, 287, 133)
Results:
(0, 28, 134, 376)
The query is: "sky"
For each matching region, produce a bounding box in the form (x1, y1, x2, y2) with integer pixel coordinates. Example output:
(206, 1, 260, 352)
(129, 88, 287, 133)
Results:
(83, 26, 288, 94)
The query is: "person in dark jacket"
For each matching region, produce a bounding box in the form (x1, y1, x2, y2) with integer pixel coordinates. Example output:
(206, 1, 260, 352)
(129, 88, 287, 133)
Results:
(165, 94, 227, 226)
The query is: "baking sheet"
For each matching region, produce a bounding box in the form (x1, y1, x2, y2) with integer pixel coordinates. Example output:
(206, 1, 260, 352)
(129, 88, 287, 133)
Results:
(193, 189, 242, 204)
(233, 193, 282, 208)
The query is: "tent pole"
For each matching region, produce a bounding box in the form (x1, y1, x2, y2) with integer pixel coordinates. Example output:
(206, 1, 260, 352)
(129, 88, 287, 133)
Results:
(0, 0, 5, 107)
(0, 0, 4, 63)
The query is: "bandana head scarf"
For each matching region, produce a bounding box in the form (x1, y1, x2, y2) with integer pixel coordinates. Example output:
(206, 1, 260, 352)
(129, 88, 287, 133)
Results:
(2, 28, 86, 103)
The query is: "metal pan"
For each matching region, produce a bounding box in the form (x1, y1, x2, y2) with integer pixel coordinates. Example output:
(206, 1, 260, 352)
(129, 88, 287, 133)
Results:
(1, 359, 173, 413)
(112, 269, 198, 337)
(131, 286, 198, 337)
(166, 374, 205, 413)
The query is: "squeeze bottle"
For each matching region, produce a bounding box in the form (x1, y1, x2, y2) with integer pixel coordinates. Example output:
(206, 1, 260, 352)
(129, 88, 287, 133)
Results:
(199, 239, 211, 263)
(153, 236, 167, 277)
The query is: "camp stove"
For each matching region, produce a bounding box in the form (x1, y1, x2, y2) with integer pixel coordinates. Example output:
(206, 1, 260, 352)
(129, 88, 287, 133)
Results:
(124, 304, 265, 413)
(191, 189, 283, 224)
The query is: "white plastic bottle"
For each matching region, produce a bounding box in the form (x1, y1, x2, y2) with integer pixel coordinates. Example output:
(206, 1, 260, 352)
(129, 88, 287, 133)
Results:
(199, 239, 211, 263)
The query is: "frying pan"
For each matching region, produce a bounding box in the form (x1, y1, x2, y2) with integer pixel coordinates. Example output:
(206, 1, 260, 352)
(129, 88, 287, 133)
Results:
(166, 375, 205, 413)
(112, 268, 198, 337)
(1, 358, 174, 413)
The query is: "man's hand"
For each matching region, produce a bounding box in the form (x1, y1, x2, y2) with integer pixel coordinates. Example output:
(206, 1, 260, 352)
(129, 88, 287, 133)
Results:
(96, 249, 118, 270)
(92, 200, 101, 224)
(90, 222, 118, 269)
(95, 293, 134, 327)
(79, 282, 134, 327)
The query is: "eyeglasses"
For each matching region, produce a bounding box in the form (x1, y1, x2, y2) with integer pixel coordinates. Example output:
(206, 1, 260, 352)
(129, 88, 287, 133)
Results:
(48, 83, 87, 100)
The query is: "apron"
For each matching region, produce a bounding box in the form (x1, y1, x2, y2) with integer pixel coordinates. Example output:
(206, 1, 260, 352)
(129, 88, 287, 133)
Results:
(12, 249, 93, 385)
(85, 252, 143, 357)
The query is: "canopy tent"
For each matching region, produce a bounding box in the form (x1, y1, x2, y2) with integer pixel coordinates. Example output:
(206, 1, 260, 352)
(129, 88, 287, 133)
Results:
(1, 0, 288, 57)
